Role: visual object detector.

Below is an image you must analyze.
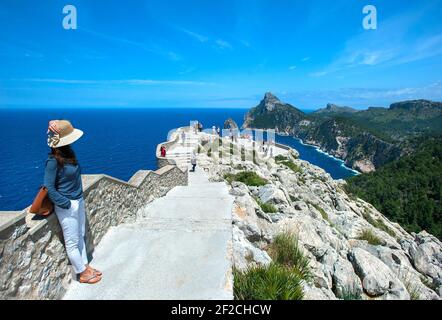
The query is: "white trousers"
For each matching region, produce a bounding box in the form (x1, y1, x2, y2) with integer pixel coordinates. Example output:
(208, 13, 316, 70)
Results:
(55, 198, 88, 274)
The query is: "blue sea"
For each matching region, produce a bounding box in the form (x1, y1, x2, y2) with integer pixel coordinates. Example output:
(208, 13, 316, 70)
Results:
(0, 108, 357, 210)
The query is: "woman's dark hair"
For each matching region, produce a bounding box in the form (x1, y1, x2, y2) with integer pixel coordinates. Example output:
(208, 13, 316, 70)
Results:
(50, 145, 78, 167)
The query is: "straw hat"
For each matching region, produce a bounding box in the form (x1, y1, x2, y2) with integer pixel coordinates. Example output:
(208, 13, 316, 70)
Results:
(47, 120, 83, 148)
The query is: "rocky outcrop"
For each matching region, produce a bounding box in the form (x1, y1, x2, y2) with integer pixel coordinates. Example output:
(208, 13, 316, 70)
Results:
(349, 247, 410, 299)
(224, 118, 239, 130)
(242, 92, 305, 135)
(196, 138, 442, 300)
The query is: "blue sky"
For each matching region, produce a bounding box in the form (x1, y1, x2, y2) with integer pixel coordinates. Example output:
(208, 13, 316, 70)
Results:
(1, 0, 442, 109)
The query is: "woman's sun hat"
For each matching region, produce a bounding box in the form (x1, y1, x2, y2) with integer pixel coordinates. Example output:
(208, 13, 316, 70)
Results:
(47, 120, 83, 148)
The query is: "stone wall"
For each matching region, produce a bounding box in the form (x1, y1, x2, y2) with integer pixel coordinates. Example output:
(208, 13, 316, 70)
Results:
(0, 165, 187, 300)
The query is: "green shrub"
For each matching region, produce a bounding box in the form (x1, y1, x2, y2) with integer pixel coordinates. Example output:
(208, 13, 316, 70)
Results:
(275, 155, 288, 162)
(253, 196, 278, 214)
(225, 171, 268, 186)
(357, 229, 385, 246)
(233, 263, 304, 300)
(268, 232, 312, 281)
(224, 173, 235, 184)
(279, 160, 303, 174)
(375, 219, 396, 238)
(362, 211, 396, 238)
(310, 202, 329, 222)
(340, 285, 362, 300)
(260, 201, 278, 214)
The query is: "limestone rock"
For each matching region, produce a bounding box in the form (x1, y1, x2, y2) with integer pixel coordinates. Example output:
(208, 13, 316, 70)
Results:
(232, 226, 271, 271)
(332, 257, 362, 299)
(349, 248, 410, 299)
(258, 184, 288, 205)
(408, 231, 442, 281)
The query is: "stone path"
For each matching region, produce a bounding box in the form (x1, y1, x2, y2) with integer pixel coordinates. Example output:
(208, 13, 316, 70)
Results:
(166, 129, 200, 169)
(63, 165, 234, 300)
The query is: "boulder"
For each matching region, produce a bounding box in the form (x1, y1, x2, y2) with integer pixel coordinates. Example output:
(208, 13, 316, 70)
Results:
(229, 182, 249, 197)
(258, 184, 288, 205)
(232, 193, 272, 243)
(349, 248, 410, 299)
(408, 231, 442, 281)
(232, 226, 271, 271)
(303, 284, 338, 300)
(332, 257, 362, 299)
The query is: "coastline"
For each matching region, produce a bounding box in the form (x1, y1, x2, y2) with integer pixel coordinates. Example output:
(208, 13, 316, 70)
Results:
(283, 135, 361, 176)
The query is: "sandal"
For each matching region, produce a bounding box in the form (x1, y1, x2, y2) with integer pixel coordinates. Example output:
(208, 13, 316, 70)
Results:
(79, 270, 102, 284)
(87, 265, 103, 276)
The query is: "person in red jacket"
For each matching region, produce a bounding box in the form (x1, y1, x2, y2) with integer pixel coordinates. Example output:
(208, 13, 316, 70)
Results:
(160, 146, 166, 157)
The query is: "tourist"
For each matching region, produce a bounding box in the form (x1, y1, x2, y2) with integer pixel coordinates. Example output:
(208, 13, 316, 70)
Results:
(234, 129, 238, 143)
(181, 130, 186, 146)
(160, 146, 166, 157)
(190, 152, 197, 172)
(44, 120, 102, 284)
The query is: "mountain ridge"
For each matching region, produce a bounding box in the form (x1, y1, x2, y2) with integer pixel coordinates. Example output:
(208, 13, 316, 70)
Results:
(242, 92, 442, 173)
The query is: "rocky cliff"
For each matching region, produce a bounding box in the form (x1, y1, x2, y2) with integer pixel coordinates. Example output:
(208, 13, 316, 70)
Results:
(243, 92, 305, 135)
(195, 141, 442, 300)
(293, 118, 402, 173)
(242, 93, 442, 173)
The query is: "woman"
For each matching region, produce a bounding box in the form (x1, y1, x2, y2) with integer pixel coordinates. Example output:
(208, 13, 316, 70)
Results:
(44, 120, 102, 284)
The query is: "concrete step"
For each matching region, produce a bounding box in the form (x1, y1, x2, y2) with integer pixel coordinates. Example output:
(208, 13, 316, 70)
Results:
(141, 193, 232, 221)
(63, 222, 233, 300)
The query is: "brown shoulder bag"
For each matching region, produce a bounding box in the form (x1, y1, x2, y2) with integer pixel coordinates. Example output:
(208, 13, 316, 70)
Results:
(29, 186, 54, 216)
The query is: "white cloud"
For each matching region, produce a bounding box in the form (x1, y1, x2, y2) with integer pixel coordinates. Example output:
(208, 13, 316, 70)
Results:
(301, 57, 311, 62)
(309, 71, 328, 77)
(309, 9, 442, 77)
(215, 39, 233, 50)
(288, 66, 297, 70)
(80, 28, 181, 61)
(177, 28, 209, 43)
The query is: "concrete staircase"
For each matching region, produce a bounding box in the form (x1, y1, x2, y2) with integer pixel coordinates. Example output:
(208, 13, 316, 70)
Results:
(166, 131, 200, 169)
(63, 165, 234, 300)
